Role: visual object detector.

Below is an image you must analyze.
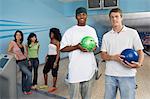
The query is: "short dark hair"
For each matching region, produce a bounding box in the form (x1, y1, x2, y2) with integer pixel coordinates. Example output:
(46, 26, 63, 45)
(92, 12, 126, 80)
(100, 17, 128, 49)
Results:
(49, 28, 62, 42)
(109, 8, 122, 17)
(14, 30, 24, 44)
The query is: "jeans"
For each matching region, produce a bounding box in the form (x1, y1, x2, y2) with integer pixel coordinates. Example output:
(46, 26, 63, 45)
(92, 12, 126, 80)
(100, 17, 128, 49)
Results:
(104, 75, 136, 99)
(28, 58, 39, 85)
(17, 60, 32, 92)
(69, 74, 95, 99)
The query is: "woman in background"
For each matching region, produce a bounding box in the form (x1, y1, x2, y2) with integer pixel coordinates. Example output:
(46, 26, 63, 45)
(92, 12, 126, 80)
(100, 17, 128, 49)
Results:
(41, 28, 61, 92)
(8, 30, 32, 95)
(26, 33, 40, 89)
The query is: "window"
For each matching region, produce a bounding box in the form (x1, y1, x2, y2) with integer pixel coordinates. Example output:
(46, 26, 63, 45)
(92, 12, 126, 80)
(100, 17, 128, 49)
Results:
(87, 0, 118, 10)
(87, 0, 101, 9)
(102, 0, 118, 9)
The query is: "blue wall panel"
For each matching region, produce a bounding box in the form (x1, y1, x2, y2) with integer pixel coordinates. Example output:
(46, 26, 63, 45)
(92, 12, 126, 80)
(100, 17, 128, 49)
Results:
(0, 0, 75, 63)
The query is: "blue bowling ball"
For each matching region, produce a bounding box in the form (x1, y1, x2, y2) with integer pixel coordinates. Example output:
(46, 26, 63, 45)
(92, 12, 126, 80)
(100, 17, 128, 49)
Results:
(121, 48, 139, 63)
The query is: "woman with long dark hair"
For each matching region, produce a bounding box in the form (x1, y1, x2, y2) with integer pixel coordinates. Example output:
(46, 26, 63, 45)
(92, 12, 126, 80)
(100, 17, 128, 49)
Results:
(40, 28, 61, 92)
(26, 33, 40, 89)
(8, 30, 32, 95)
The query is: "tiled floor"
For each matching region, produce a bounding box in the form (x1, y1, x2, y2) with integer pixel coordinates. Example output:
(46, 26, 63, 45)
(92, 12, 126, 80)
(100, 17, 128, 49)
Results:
(17, 54, 150, 99)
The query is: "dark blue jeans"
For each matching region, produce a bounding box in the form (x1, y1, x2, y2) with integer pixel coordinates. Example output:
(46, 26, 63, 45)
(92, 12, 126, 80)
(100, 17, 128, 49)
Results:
(17, 59, 32, 92)
(28, 58, 39, 85)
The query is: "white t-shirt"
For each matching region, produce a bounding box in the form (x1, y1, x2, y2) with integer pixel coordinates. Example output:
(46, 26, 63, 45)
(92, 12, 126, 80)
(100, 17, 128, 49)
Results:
(101, 26, 144, 77)
(48, 43, 57, 55)
(60, 25, 99, 83)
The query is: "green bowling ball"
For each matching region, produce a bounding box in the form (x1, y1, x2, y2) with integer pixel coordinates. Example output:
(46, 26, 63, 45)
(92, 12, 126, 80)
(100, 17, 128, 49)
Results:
(80, 36, 96, 52)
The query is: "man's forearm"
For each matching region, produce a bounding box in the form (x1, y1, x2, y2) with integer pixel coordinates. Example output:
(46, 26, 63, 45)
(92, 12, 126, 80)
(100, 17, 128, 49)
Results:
(137, 50, 144, 66)
(60, 44, 79, 52)
(101, 52, 113, 61)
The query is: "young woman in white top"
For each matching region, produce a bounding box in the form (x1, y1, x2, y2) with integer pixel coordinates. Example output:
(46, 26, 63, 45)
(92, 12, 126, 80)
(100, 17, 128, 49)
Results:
(42, 28, 61, 92)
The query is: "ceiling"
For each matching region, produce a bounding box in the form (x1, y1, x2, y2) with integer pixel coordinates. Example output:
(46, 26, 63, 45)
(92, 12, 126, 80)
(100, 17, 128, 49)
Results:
(92, 12, 150, 31)
(57, 0, 150, 31)
(93, 12, 150, 26)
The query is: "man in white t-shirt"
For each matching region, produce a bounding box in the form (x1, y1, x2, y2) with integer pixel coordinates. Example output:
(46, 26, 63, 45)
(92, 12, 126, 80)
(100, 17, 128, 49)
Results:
(100, 8, 144, 99)
(60, 7, 98, 99)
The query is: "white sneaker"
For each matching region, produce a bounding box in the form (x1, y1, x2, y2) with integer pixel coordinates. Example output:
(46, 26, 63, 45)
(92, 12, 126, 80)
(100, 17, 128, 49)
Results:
(31, 85, 37, 90)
